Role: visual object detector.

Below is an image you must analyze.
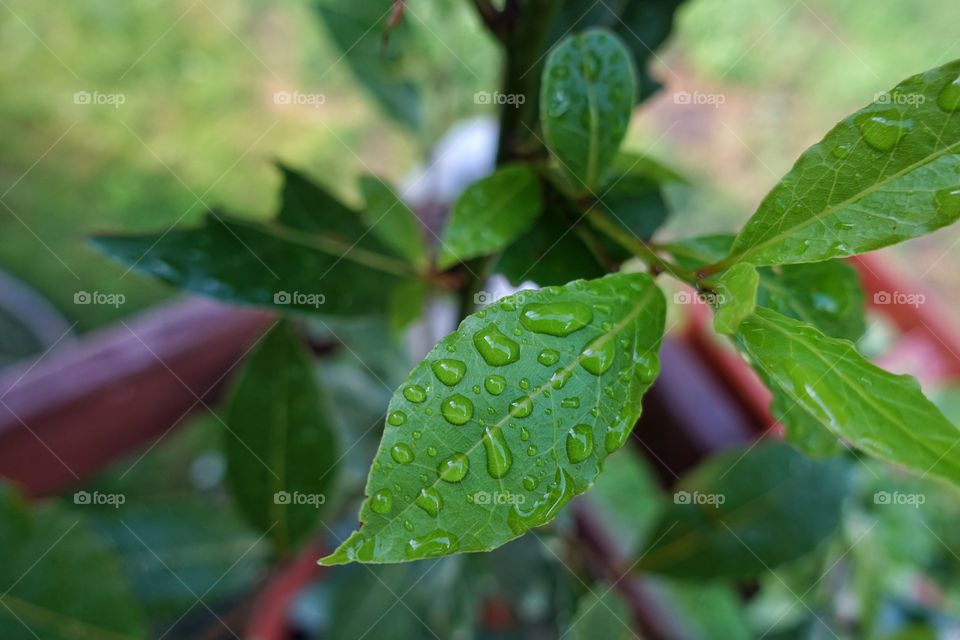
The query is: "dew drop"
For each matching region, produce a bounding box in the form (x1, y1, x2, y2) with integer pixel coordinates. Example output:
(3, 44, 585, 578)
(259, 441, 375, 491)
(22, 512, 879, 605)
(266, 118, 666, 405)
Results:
(390, 443, 414, 464)
(520, 302, 593, 336)
(550, 367, 572, 389)
(538, 348, 560, 366)
(438, 453, 469, 482)
(522, 475, 539, 491)
(403, 384, 427, 403)
(519, 426, 530, 441)
(482, 426, 513, 479)
(634, 354, 660, 385)
(605, 414, 635, 453)
(415, 487, 444, 517)
(519, 378, 530, 390)
(527, 445, 538, 456)
(370, 488, 393, 515)
(560, 396, 580, 409)
(509, 396, 533, 418)
(441, 394, 474, 426)
(432, 359, 466, 386)
(508, 468, 575, 534)
(854, 109, 913, 152)
(831, 144, 851, 159)
(934, 186, 960, 219)
(412, 430, 422, 440)
(406, 530, 458, 559)
(427, 446, 437, 457)
(387, 411, 406, 426)
(581, 337, 616, 375)
(484, 374, 507, 395)
(473, 325, 520, 366)
(566, 424, 594, 463)
(937, 75, 960, 112)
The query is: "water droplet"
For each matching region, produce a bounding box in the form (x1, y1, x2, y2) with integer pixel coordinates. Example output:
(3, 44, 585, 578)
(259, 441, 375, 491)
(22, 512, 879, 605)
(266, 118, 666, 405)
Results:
(472, 384, 481, 394)
(520, 426, 530, 441)
(441, 394, 474, 425)
(934, 186, 960, 219)
(520, 302, 593, 336)
(438, 453, 469, 482)
(415, 487, 443, 517)
(831, 144, 851, 159)
(508, 468, 575, 534)
(370, 488, 393, 514)
(854, 109, 913, 152)
(473, 325, 520, 366)
(519, 378, 530, 390)
(551, 65, 570, 80)
(527, 445, 538, 456)
(509, 396, 533, 418)
(482, 426, 513, 478)
(403, 520, 414, 531)
(550, 368, 572, 389)
(336, 533, 379, 562)
(406, 530, 458, 559)
(484, 374, 507, 395)
(522, 475, 539, 491)
(566, 424, 594, 463)
(560, 396, 580, 409)
(548, 91, 571, 117)
(403, 384, 427, 403)
(605, 414, 635, 452)
(937, 75, 960, 112)
(412, 430, 422, 440)
(634, 354, 660, 385)
(432, 359, 466, 386)
(538, 348, 560, 366)
(390, 443, 414, 464)
(581, 338, 616, 375)
(387, 411, 406, 426)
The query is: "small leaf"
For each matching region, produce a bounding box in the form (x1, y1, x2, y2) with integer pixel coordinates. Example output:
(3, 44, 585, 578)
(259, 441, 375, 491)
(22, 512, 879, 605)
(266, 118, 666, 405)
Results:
(438, 164, 543, 269)
(0, 486, 146, 639)
(541, 28, 636, 190)
(359, 176, 428, 270)
(727, 59, 960, 266)
(713, 263, 759, 335)
(737, 307, 960, 486)
(568, 585, 635, 640)
(638, 441, 851, 579)
(321, 272, 666, 564)
(225, 322, 338, 553)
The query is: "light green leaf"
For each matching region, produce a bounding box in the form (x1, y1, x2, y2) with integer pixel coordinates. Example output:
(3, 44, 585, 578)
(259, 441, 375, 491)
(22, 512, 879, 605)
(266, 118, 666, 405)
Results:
(737, 307, 960, 485)
(764, 368, 845, 458)
(359, 176, 428, 270)
(438, 164, 543, 269)
(321, 272, 666, 564)
(541, 28, 636, 191)
(0, 486, 146, 640)
(646, 577, 751, 640)
(727, 59, 960, 267)
(638, 441, 851, 579)
(225, 322, 338, 553)
(568, 585, 635, 640)
(713, 263, 759, 335)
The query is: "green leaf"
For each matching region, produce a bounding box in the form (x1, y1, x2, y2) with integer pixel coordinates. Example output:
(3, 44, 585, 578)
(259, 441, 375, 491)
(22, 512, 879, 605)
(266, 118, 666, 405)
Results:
(764, 368, 845, 458)
(275, 165, 359, 234)
(664, 235, 865, 340)
(359, 176, 428, 270)
(638, 441, 851, 579)
(646, 577, 751, 640)
(541, 28, 636, 191)
(497, 211, 606, 286)
(713, 263, 759, 335)
(94, 212, 408, 316)
(727, 59, 960, 267)
(737, 307, 960, 486)
(438, 164, 543, 269)
(0, 486, 146, 640)
(568, 585, 635, 640)
(225, 322, 338, 552)
(321, 272, 666, 564)
(388, 279, 429, 339)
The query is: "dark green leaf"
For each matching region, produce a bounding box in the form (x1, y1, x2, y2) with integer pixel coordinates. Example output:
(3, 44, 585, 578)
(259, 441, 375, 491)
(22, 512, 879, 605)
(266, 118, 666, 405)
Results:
(225, 322, 338, 552)
(728, 59, 960, 266)
(713, 263, 759, 335)
(439, 164, 543, 269)
(0, 486, 146, 639)
(737, 307, 960, 486)
(497, 211, 606, 286)
(275, 165, 360, 234)
(541, 28, 636, 191)
(638, 441, 851, 578)
(568, 585, 635, 640)
(94, 212, 408, 316)
(359, 175, 428, 270)
(321, 272, 666, 564)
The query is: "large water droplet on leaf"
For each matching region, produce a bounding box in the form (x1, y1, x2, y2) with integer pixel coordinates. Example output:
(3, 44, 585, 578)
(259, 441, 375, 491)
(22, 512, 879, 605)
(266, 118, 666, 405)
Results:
(484, 374, 507, 395)
(403, 384, 427, 403)
(432, 359, 466, 386)
(370, 488, 393, 515)
(390, 443, 414, 464)
(581, 337, 616, 375)
(509, 396, 533, 418)
(538, 348, 560, 366)
(482, 426, 513, 479)
(415, 487, 443, 517)
(387, 411, 406, 426)
(438, 453, 469, 482)
(520, 301, 593, 336)
(854, 110, 912, 152)
(441, 394, 474, 425)
(508, 468, 575, 534)
(937, 75, 960, 112)
(473, 325, 520, 366)
(566, 424, 594, 463)
(406, 530, 458, 559)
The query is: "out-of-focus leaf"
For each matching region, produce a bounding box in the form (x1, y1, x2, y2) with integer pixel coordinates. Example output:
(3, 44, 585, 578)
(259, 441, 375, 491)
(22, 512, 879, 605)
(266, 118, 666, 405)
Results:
(737, 308, 960, 487)
(638, 441, 851, 578)
(497, 211, 606, 286)
(275, 165, 360, 234)
(541, 29, 636, 191)
(646, 577, 751, 640)
(321, 273, 666, 564)
(0, 486, 146, 639)
(388, 279, 429, 339)
(359, 176, 428, 270)
(225, 322, 338, 552)
(568, 585, 635, 640)
(439, 164, 543, 269)
(713, 263, 759, 335)
(727, 60, 960, 267)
